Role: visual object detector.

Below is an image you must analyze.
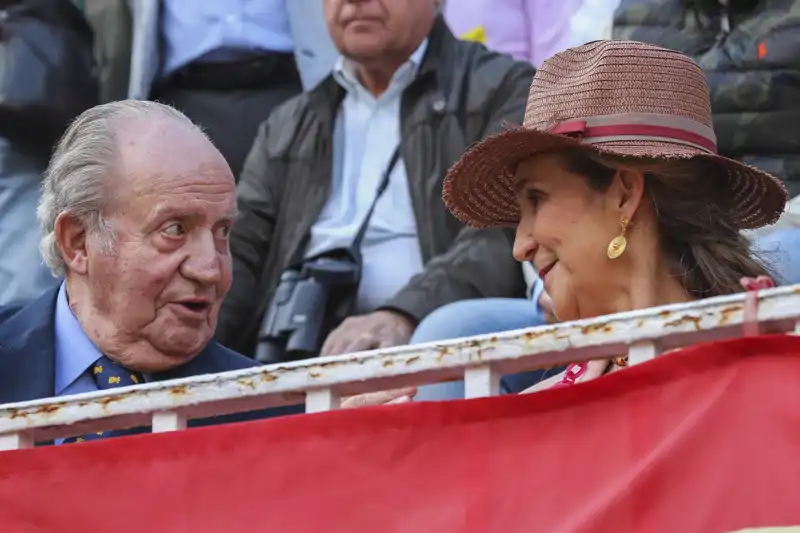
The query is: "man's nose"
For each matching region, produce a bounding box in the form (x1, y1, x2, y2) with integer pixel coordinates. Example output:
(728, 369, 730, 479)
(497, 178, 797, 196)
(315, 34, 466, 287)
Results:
(512, 227, 538, 263)
(181, 233, 223, 285)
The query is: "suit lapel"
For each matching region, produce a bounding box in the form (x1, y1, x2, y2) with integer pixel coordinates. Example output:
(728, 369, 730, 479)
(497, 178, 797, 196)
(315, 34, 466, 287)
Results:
(0, 288, 59, 405)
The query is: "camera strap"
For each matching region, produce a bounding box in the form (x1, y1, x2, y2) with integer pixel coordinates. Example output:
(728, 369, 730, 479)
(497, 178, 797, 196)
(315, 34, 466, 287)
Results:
(350, 145, 402, 252)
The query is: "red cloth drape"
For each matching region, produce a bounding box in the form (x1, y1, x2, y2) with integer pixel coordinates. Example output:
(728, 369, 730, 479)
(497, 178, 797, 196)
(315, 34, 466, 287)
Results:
(2, 335, 800, 533)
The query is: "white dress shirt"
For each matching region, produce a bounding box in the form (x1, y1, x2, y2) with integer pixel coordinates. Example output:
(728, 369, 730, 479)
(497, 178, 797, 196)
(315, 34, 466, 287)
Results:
(304, 41, 429, 313)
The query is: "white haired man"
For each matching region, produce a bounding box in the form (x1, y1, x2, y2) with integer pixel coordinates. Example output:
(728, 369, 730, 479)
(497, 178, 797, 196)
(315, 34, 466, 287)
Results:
(0, 101, 412, 444)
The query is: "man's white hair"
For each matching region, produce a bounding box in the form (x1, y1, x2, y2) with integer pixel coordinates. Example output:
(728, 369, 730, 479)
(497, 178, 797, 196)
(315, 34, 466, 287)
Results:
(38, 100, 203, 277)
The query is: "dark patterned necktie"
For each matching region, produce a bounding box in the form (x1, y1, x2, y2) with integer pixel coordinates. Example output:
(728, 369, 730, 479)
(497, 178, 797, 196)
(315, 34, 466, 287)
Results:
(62, 356, 144, 444)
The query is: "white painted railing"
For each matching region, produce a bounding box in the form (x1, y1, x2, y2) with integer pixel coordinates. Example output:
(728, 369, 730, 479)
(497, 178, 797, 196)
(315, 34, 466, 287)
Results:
(2, 285, 800, 452)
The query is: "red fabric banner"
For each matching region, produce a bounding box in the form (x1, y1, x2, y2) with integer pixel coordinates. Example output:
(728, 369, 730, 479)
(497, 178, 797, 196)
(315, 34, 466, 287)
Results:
(2, 335, 800, 533)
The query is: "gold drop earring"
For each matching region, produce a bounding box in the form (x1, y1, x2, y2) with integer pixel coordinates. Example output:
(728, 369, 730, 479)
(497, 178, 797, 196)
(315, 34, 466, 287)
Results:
(607, 217, 630, 259)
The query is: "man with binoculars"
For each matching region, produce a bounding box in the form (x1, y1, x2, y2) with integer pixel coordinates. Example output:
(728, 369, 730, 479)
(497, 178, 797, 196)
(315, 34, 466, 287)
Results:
(217, 0, 534, 362)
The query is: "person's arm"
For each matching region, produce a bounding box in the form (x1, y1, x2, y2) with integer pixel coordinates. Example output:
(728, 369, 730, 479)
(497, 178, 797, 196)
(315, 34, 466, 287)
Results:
(482, 0, 532, 62)
(384, 62, 534, 323)
(216, 120, 281, 348)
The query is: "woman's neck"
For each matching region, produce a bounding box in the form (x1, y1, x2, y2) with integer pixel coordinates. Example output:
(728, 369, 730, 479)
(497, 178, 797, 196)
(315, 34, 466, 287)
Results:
(577, 242, 695, 318)
(608, 266, 695, 314)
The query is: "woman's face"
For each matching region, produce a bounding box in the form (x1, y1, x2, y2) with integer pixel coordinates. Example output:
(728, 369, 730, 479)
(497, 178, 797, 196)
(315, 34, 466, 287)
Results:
(512, 152, 624, 322)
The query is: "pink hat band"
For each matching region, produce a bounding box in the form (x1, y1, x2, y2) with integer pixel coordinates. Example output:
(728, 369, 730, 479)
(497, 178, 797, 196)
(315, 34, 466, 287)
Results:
(547, 113, 718, 155)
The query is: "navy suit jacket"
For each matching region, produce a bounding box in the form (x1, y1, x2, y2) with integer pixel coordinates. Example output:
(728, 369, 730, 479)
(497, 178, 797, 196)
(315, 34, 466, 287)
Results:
(0, 288, 303, 439)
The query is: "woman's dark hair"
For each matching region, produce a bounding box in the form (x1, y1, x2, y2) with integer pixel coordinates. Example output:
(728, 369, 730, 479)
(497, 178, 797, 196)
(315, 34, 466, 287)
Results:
(559, 147, 774, 298)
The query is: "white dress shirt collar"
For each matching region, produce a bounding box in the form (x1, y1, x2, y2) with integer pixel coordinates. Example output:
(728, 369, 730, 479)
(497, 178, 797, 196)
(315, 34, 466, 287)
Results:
(333, 38, 429, 95)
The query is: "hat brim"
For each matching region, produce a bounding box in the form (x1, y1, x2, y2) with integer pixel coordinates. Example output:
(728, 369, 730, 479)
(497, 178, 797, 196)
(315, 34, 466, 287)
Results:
(443, 126, 788, 230)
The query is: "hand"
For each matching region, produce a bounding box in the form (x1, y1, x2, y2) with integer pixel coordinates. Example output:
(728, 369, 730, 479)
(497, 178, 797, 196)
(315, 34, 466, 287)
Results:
(739, 275, 775, 291)
(740, 275, 775, 336)
(519, 360, 609, 394)
(341, 387, 417, 408)
(321, 310, 416, 356)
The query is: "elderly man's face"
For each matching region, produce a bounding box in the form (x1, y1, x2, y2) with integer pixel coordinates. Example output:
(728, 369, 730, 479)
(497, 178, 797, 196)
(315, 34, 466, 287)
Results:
(324, 0, 438, 61)
(87, 119, 235, 370)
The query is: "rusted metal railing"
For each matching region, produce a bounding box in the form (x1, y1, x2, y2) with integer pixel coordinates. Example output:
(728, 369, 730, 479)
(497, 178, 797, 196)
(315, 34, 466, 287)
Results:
(2, 285, 799, 451)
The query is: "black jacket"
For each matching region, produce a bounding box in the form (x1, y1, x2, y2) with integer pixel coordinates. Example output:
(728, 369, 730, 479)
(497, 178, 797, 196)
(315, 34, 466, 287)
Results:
(217, 17, 535, 357)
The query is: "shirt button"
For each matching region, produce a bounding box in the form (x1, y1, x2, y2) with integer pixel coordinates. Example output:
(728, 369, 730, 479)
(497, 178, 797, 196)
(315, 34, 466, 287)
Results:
(226, 14, 238, 24)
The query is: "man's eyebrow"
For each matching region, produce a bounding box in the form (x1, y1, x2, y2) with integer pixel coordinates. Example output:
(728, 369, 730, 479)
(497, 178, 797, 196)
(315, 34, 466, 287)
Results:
(147, 205, 238, 224)
(146, 204, 183, 223)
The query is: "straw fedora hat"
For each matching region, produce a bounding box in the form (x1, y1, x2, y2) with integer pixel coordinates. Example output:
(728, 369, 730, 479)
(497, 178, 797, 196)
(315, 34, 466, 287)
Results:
(443, 40, 788, 230)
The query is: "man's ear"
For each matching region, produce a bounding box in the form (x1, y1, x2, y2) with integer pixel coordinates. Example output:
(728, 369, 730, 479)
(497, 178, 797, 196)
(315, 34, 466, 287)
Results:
(611, 167, 646, 221)
(54, 213, 89, 275)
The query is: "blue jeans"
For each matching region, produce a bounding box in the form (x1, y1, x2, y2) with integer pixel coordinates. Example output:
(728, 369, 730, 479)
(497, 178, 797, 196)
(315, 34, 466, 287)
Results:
(412, 298, 556, 401)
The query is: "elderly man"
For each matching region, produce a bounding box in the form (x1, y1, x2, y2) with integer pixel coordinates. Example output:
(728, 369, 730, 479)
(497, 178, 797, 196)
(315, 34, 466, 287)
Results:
(0, 101, 410, 441)
(218, 0, 535, 362)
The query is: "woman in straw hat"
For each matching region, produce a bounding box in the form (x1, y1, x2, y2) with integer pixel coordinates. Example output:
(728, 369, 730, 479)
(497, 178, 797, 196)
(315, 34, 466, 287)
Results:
(442, 40, 788, 389)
